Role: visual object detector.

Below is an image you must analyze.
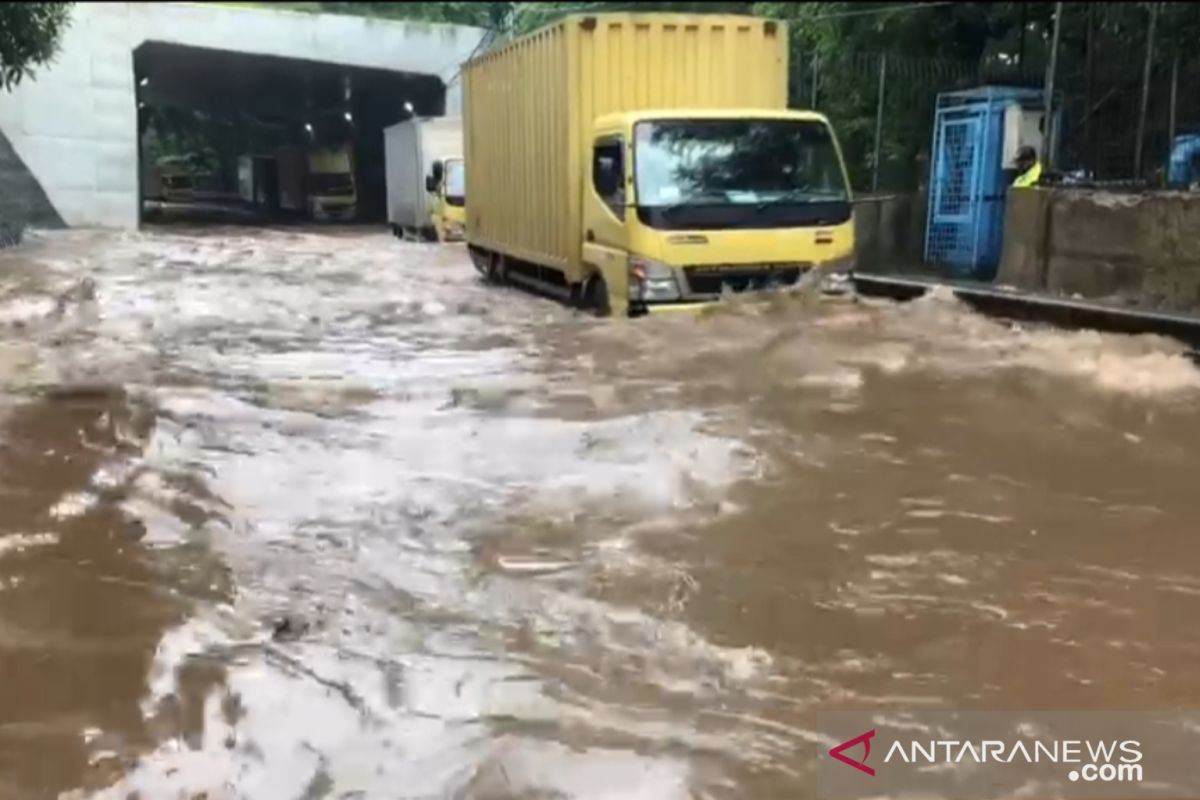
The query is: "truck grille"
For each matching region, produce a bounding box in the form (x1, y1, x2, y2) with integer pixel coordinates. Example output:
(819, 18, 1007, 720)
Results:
(682, 263, 812, 296)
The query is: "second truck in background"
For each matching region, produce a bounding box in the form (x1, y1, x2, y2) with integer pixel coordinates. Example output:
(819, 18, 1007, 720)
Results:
(463, 13, 855, 317)
(237, 143, 357, 222)
(307, 145, 358, 222)
(384, 116, 466, 242)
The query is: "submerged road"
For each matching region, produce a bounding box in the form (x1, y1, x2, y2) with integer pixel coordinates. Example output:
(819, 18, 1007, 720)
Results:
(1, 227, 1200, 799)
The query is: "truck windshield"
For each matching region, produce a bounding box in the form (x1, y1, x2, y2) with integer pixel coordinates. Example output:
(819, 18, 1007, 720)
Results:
(633, 118, 851, 230)
(311, 173, 354, 196)
(444, 159, 465, 206)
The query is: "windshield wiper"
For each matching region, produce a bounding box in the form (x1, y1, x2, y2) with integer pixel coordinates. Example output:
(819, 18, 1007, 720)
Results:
(755, 190, 845, 210)
(645, 199, 721, 219)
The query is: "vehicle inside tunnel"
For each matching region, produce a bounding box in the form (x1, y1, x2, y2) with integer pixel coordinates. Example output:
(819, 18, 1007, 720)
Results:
(133, 41, 446, 227)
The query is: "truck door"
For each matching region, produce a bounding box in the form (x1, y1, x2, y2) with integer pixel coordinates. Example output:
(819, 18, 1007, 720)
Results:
(582, 134, 630, 314)
(425, 160, 444, 241)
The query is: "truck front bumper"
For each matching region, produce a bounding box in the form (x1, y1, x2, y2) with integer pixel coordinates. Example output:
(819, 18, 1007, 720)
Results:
(642, 302, 712, 316)
(441, 220, 466, 242)
(312, 203, 356, 222)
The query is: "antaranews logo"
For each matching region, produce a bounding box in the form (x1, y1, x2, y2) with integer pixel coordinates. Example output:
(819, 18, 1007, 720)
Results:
(818, 712, 1200, 800)
(828, 730, 876, 777)
(828, 730, 1143, 782)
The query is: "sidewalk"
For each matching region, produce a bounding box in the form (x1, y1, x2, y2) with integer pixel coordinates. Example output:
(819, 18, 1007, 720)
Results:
(853, 270, 1200, 357)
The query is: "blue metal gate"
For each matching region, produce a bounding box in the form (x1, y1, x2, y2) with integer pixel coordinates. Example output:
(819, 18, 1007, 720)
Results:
(928, 116, 984, 269)
(925, 87, 1044, 280)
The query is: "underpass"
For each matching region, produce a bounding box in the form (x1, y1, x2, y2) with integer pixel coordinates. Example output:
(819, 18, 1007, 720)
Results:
(0, 2, 486, 229)
(135, 40, 448, 225)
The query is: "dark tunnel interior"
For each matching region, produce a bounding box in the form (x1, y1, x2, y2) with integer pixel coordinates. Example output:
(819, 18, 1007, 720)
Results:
(133, 41, 446, 225)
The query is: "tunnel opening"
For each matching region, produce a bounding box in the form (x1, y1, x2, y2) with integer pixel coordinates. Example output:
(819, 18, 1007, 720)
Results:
(133, 41, 446, 228)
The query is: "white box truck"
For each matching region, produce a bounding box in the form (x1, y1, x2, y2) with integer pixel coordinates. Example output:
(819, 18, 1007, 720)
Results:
(384, 116, 465, 242)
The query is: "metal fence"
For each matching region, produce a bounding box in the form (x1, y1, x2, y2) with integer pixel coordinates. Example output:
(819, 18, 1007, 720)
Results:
(797, 52, 990, 194)
(798, 2, 1200, 194)
(1050, 2, 1200, 184)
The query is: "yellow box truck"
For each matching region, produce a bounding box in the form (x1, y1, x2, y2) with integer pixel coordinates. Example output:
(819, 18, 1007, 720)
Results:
(463, 13, 855, 317)
(384, 116, 466, 242)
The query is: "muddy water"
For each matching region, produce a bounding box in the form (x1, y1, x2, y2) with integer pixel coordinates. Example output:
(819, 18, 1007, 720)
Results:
(1, 227, 1199, 799)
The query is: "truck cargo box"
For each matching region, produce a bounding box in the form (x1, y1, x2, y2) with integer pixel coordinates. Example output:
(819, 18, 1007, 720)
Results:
(384, 116, 463, 231)
(463, 13, 788, 279)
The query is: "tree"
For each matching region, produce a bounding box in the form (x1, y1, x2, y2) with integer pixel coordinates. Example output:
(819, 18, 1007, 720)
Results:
(143, 107, 223, 173)
(306, 1, 754, 37)
(0, 3, 73, 90)
(510, 2, 754, 36)
(314, 2, 513, 29)
(752, 2, 1043, 190)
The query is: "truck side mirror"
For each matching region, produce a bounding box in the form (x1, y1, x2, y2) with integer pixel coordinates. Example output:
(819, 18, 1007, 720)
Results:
(431, 161, 444, 183)
(425, 175, 437, 193)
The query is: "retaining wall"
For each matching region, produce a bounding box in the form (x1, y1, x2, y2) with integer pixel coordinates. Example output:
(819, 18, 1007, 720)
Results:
(852, 192, 928, 273)
(0, 128, 63, 246)
(997, 188, 1200, 313)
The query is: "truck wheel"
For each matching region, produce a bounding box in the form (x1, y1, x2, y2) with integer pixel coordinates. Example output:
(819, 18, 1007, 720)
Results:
(421, 226, 439, 243)
(584, 274, 611, 318)
(468, 247, 489, 277)
(486, 253, 508, 285)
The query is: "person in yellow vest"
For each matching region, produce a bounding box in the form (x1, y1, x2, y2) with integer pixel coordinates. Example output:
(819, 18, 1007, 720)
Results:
(1012, 145, 1043, 188)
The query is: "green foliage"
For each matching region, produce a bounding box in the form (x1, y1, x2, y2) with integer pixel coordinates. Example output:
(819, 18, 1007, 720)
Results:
(509, 2, 754, 36)
(209, 2, 513, 28)
(0, 2, 73, 90)
(314, 2, 512, 28)
(143, 107, 227, 177)
(283, 1, 757, 35)
(757, 2, 1043, 190)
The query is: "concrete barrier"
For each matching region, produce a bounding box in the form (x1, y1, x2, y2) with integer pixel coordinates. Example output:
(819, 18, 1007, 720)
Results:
(997, 188, 1200, 314)
(852, 192, 927, 273)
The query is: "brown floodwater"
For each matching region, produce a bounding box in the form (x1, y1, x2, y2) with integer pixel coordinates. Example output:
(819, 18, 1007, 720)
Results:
(1, 227, 1199, 799)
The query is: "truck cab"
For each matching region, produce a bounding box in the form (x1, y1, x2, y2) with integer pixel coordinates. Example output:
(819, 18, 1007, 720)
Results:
(425, 157, 466, 242)
(308, 146, 357, 222)
(581, 109, 855, 316)
(160, 170, 195, 204)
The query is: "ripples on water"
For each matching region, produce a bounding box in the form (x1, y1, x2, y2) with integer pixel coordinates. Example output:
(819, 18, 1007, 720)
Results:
(0, 227, 1198, 799)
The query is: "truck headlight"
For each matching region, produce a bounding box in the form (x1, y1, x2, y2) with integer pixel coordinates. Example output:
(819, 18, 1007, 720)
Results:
(628, 255, 680, 302)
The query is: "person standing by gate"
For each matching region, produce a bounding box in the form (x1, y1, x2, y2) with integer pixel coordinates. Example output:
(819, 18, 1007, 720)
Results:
(1011, 145, 1043, 188)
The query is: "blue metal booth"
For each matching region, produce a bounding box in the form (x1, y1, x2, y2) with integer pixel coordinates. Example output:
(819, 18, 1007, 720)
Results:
(925, 86, 1049, 280)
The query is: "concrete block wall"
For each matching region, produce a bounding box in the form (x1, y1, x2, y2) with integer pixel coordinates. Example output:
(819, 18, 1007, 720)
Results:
(997, 188, 1200, 314)
(852, 192, 929, 273)
(0, 2, 486, 230)
(0, 4, 137, 228)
